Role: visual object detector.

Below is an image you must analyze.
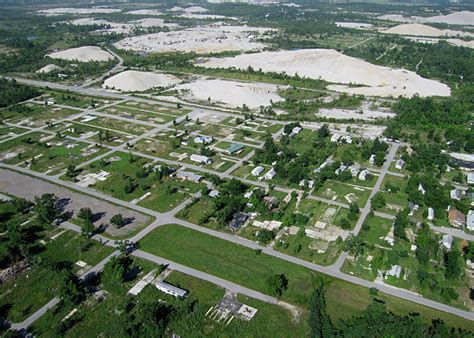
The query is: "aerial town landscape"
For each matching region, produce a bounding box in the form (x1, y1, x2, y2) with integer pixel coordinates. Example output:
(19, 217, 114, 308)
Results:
(0, 0, 473, 336)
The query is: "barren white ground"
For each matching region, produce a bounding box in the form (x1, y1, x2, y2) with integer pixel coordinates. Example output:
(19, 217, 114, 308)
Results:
(103, 71, 180, 92)
(39, 7, 121, 15)
(130, 18, 179, 29)
(174, 78, 286, 109)
(126, 9, 162, 15)
(197, 49, 451, 98)
(378, 11, 474, 26)
(381, 23, 473, 38)
(36, 64, 61, 74)
(114, 24, 274, 54)
(48, 46, 114, 62)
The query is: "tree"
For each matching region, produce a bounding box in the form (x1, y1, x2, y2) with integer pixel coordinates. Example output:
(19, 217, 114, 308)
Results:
(33, 193, 59, 224)
(445, 250, 463, 280)
(370, 193, 386, 210)
(348, 203, 360, 221)
(265, 274, 288, 297)
(81, 219, 95, 238)
(110, 214, 125, 228)
(66, 164, 78, 178)
(56, 269, 84, 305)
(344, 235, 365, 258)
(78, 207, 93, 223)
(339, 218, 352, 230)
(103, 256, 127, 285)
(309, 283, 334, 338)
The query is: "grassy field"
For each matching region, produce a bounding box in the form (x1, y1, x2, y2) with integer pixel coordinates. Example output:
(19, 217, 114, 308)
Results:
(138, 223, 474, 331)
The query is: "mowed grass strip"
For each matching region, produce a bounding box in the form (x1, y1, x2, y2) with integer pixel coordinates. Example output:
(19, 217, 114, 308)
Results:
(139, 224, 316, 305)
(139, 224, 474, 331)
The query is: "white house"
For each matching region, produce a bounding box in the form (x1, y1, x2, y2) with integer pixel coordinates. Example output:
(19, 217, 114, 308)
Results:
(450, 189, 462, 201)
(386, 265, 402, 279)
(251, 166, 264, 177)
(155, 281, 187, 298)
(467, 210, 474, 231)
(395, 159, 405, 170)
(369, 154, 376, 165)
(190, 154, 212, 164)
(358, 169, 369, 181)
(427, 207, 435, 221)
(194, 135, 213, 144)
(442, 235, 453, 250)
(467, 172, 474, 185)
(264, 168, 276, 180)
(418, 183, 426, 195)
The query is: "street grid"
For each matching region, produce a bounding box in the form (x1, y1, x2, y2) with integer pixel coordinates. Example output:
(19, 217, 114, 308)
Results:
(1, 78, 474, 331)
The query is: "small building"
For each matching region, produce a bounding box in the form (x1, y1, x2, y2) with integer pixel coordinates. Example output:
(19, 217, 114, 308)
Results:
(263, 196, 279, 209)
(290, 126, 302, 137)
(251, 166, 264, 177)
(340, 135, 352, 144)
(190, 154, 212, 165)
(448, 209, 465, 227)
(358, 169, 369, 181)
(330, 133, 342, 143)
(263, 168, 276, 180)
(450, 189, 462, 201)
(369, 154, 376, 166)
(176, 171, 203, 183)
(229, 212, 249, 231)
(467, 172, 474, 185)
(209, 190, 220, 198)
(408, 201, 419, 216)
(449, 152, 474, 169)
(395, 159, 405, 170)
(335, 164, 347, 175)
(427, 207, 435, 221)
(442, 235, 453, 250)
(226, 143, 245, 155)
(418, 183, 426, 195)
(467, 210, 474, 231)
(386, 265, 402, 279)
(349, 164, 360, 177)
(194, 135, 213, 145)
(155, 281, 187, 298)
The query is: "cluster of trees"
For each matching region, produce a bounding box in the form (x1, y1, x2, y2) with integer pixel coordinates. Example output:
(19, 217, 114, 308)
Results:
(210, 178, 249, 226)
(0, 79, 38, 108)
(309, 281, 472, 337)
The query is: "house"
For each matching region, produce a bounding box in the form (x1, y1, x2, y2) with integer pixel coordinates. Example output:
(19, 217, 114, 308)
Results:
(427, 207, 435, 221)
(263, 196, 279, 209)
(418, 183, 426, 195)
(176, 171, 203, 183)
(335, 164, 347, 175)
(209, 190, 220, 198)
(290, 126, 302, 137)
(251, 166, 264, 176)
(467, 172, 474, 185)
(349, 164, 360, 177)
(395, 159, 405, 170)
(155, 281, 187, 298)
(386, 265, 402, 279)
(442, 235, 453, 250)
(229, 212, 248, 231)
(449, 152, 474, 169)
(451, 189, 462, 201)
(190, 154, 212, 164)
(330, 133, 342, 143)
(358, 169, 369, 181)
(448, 209, 465, 227)
(314, 159, 332, 173)
(408, 201, 419, 216)
(194, 135, 213, 145)
(340, 135, 353, 144)
(226, 143, 245, 155)
(468, 192, 474, 205)
(369, 154, 376, 165)
(467, 211, 474, 231)
(263, 168, 276, 180)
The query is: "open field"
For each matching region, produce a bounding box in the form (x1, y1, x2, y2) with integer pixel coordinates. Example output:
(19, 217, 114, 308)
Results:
(139, 224, 474, 331)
